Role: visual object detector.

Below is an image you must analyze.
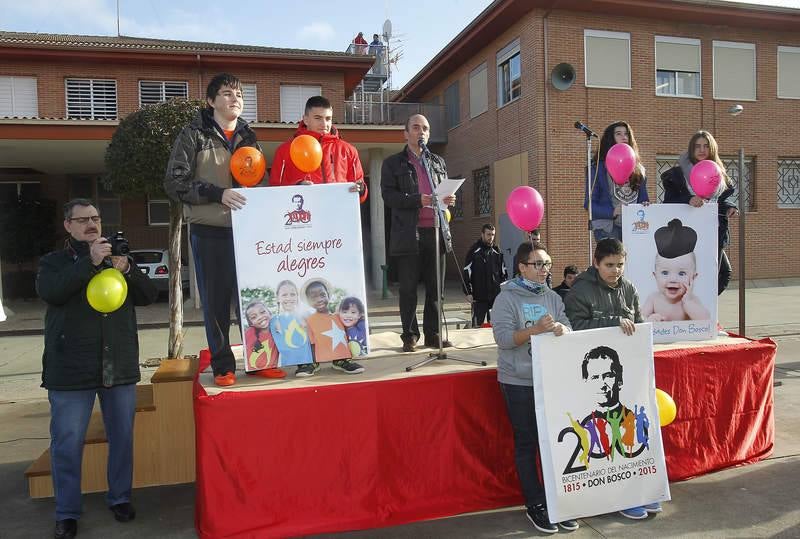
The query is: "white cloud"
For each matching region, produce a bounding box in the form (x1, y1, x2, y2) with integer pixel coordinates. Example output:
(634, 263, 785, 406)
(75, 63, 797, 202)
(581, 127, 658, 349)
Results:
(296, 21, 336, 42)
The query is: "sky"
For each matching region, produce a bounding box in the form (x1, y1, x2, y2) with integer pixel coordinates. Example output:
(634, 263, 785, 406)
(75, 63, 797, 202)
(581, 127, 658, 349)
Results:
(1, 0, 798, 89)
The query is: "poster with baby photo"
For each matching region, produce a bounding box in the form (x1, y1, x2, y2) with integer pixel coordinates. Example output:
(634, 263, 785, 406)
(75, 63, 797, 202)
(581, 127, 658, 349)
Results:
(622, 203, 717, 343)
(231, 184, 370, 372)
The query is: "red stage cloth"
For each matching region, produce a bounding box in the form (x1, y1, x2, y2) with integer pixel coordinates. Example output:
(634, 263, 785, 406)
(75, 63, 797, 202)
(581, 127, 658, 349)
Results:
(194, 337, 775, 538)
(654, 337, 776, 481)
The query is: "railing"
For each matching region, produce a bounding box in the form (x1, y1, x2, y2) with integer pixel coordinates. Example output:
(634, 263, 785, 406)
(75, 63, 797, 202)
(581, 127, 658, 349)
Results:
(343, 100, 447, 144)
(346, 42, 389, 78)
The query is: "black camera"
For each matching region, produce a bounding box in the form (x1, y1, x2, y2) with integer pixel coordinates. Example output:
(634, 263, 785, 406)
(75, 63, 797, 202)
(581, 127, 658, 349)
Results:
(107, 231, 130, 256)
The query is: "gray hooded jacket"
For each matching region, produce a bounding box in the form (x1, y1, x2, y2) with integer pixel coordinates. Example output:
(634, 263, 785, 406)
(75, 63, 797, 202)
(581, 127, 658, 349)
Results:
(492, 278, 571, 386)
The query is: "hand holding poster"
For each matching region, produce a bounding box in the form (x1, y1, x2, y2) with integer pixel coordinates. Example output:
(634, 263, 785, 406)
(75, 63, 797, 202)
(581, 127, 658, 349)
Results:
(532, 325, 670, 523)
(231, 184, 369, 371)
(623, 203, 718, 343)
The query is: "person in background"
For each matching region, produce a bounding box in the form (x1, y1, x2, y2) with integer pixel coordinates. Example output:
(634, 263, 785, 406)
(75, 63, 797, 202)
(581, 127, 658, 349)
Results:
(553, 264, 579, 300)
(661, 130, 737, 295)
(463, 223, 507, 326)
(585, 121, 649, 241)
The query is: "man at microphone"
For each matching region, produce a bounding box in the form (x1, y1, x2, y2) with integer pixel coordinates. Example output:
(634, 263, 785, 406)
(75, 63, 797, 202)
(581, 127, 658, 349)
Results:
(381, 114, 456, 352)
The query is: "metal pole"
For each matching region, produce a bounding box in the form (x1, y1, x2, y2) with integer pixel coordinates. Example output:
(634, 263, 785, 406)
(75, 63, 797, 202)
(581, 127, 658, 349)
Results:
(738, 148, 746, 336)
(586, 136, 594, 267)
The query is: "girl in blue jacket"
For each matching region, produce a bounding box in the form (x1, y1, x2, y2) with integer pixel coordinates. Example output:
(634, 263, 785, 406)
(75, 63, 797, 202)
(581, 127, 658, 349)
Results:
(585, 121, 649, 241)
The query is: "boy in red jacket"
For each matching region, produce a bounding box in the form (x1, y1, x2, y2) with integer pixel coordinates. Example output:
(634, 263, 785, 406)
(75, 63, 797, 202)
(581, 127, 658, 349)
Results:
(269, 95, 367, 203)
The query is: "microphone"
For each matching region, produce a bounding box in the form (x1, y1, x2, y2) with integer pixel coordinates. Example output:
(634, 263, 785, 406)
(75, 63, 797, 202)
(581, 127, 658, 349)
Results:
(418, 138, 430, 154)
(574, 121, 597, 138)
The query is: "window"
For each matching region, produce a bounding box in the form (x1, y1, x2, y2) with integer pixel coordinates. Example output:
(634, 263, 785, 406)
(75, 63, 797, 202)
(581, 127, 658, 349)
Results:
(279, 85, 322, 123)
(655, 36, 701, 98)
(66, 78, 117, 119)
(70, 178, 121, 225)
(497, 39, 521, 107)
(655, 156, 679, 203)
(778, 46, 800, 99)
(713, 41, 756, 100)
(721, 156, 754, 211)
(241, 83, 257, 122)
(469, 64, 488, 118)
(0, 76, 38, 117)
(584, 30, 631, 89)
(148, 198, 170, 225)
(139, 81, 188, 107)
(473, 167, 491, 216)
(444, 81, 460, 129)
(778, 159, 800, 207)
(0, 181, 41, 205)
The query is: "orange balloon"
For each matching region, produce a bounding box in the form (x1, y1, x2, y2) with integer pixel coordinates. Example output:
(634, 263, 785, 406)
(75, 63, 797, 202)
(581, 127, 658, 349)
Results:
(289, 135, 323, 173)
(230, 147, 266, 187)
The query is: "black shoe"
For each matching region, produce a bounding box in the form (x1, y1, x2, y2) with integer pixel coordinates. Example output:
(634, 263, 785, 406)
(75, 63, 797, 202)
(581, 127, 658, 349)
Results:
(295, 363, 321, 377)
(54, 519, 77, 539)
(401, 337, 418, 353)
(331, 359, 365, 374)
(109, 502, 136, 522)
(559, 518, 580, 531)
(526, 505, 557, 534)
(424, 335, 453, 348)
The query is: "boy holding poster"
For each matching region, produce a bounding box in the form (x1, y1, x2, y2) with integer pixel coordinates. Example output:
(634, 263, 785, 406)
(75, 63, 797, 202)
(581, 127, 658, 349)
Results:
(491, 242, 578, 533)
(564, 238, 663, 519)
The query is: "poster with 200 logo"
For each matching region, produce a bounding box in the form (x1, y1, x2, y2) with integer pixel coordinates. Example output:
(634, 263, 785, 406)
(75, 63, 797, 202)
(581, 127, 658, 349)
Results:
(531, 325, 670, 522)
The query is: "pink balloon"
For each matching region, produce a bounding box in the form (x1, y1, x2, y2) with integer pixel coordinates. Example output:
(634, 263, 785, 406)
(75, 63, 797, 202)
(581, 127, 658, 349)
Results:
(506, 186, 544, 232)
(689, 160, 722, 199)
(605, 143, 636, 185)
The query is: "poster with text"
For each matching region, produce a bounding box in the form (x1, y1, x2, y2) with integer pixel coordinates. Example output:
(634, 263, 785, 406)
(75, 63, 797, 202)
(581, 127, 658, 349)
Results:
(231, 184, 370, 372)
(623, 203, 718, 343)
(532, 325, 670, 522)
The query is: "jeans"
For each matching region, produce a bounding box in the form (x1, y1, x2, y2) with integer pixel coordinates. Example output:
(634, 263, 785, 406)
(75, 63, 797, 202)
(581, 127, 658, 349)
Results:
(395, 228, 445, 341)
(191, 225, 239, 376)
(592, 224, 622, 242)
(48, 384, 136, 520)
(500, 383, 546, 508)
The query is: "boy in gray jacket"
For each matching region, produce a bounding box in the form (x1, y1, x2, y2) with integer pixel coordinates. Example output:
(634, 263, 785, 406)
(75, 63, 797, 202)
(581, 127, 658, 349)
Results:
(492, 241, 576, 534)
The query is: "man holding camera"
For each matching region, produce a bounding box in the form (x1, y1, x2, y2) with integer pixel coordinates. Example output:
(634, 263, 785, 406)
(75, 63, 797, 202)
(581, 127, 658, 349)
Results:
(37, 199, 157, 539)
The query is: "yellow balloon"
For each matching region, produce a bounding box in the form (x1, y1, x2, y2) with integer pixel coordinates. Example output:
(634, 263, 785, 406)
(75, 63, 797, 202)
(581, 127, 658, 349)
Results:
(86, 268, 128, 313)
(444, 209, 452, 222)
(655, 388, 677, 427)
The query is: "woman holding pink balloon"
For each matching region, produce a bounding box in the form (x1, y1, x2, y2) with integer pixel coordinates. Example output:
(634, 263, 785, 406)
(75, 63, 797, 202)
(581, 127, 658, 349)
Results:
(661, 130, 737, 294)
(585, 121, 649, 241)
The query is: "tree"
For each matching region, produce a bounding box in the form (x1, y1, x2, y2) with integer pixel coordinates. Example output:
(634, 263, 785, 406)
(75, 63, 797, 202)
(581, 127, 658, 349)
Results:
(104, 98, 204, 359)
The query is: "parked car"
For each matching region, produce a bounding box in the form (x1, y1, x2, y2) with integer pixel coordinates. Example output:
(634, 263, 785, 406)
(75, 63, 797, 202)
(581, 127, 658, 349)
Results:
(130, 249, 189, 294)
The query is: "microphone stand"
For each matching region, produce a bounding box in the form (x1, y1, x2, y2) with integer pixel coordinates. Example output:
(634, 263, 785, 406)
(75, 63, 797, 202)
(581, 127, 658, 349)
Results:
(405, 142, 487, 372)
(580, 128, 595, 267)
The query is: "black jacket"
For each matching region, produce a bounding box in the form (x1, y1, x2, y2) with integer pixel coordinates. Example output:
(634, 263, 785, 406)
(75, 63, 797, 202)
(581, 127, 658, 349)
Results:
(564, 267, 642, 331)
(462, 240, 507, 301)
(380, 146, 447, 256)
(661, 165, 736, 248)
(37, 238, 158, 390)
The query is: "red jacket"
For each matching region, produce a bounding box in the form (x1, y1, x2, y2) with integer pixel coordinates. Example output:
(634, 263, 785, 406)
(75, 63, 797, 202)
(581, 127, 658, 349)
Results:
(269, 122, 367, 203)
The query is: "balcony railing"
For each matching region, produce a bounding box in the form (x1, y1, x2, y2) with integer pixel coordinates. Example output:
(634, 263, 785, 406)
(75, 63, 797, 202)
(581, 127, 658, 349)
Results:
(343, 99, 447, 144)
(346, 43, 388, 78)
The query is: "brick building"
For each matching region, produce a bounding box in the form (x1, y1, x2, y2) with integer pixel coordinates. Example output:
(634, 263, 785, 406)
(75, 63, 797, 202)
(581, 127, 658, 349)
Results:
(0, 32, 419, 298)
(395, 0, 800, 281)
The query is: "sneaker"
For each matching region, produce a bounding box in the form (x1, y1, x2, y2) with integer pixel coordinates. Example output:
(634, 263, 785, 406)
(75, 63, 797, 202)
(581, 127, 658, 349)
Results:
(247, 368, 286, 379)
(295, 363, 321, 377)
(213, 372, 236, 387)
(526, 505, 558, 534)
(559, 518, 580, 531)
(717, 322, 728, 337)
(619, 506, 649, 520)
(332, 359, 365, 374)
(644, 502, 663, 513)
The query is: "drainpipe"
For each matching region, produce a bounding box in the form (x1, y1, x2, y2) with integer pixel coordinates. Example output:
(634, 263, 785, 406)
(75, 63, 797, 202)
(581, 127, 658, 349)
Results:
(543, 8, 553, 246)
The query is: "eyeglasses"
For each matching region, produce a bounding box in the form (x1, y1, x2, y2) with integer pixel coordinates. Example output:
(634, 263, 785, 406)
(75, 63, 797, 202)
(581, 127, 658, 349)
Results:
(521, 260, 552, 270)
(68, 216, 102, 225)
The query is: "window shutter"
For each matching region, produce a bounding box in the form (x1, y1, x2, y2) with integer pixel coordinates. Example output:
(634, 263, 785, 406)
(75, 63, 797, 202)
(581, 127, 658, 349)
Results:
(241, 83, 257, 122)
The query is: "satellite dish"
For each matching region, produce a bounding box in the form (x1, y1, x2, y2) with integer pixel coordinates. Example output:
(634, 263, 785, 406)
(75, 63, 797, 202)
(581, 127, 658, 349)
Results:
(383, 19, 392, 41)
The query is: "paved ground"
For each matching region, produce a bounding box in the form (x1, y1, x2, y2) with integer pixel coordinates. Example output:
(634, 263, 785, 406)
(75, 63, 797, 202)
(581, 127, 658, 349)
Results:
(1, 281, 799, 538)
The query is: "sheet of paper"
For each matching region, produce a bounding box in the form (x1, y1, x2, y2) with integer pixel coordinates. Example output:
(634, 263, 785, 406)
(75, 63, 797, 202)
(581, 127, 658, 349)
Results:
(431, 178, 465, 209)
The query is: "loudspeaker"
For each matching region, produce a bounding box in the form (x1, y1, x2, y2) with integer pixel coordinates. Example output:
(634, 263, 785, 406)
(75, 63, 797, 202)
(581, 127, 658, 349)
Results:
(551, 63, 576, 91)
